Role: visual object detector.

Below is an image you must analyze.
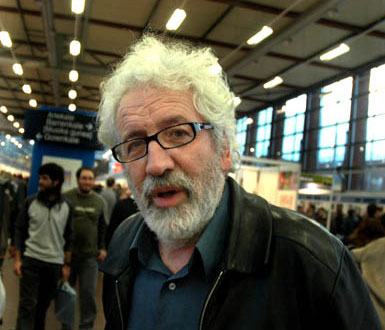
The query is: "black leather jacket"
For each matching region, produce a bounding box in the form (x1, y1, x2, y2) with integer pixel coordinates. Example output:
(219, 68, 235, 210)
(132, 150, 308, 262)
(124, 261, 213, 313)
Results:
(100, 178, 381, 330)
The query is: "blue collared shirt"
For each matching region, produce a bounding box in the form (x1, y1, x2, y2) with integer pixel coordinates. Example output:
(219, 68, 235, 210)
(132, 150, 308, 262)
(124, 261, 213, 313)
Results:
(127, 183, 230, 330)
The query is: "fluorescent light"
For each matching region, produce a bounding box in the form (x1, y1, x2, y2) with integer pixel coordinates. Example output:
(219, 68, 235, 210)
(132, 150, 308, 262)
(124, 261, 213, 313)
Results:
(166, 9, 186, 30)
(69, 69, 79, 82)
(69, 40, 81, 56)
(22, 84, 32, 94)
(209, 63, 222, 75)
(17, 143, 22, 149)
(12, 63, 23, 75)
(7, 114, 14, 122)
(29, 99, 38, 108)
(0, 31, 12, 48)
(71, 0, 86, 14)
(263, 76, 283, 89)
(246, 117, 254, 125)
(0, 142, 4, 147)
(18, 127, 25, 134)
(10, 137, 15, 143)
(247, 26, 273, 45)
(234, 97, 242, 107)
(320, 43, 350, 61)
(68, 103, 77, 112)
(68, 89, 77, 100)
(0, 106, 7, 113)
(29, 139, 35, 145)
(250, 147, 255, 152)
(13, 122, 20, 128)
(5, 134, 10, 140)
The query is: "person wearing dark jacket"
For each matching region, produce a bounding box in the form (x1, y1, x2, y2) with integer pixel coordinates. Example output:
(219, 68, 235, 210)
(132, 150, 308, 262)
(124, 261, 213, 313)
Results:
(97, 35, 381, 330)
(14, 163, 73, 330)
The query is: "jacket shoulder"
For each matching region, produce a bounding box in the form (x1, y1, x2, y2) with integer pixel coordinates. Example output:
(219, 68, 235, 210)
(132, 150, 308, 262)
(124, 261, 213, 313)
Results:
(99, 213, 143, 275)
(270, 204, 344, 274)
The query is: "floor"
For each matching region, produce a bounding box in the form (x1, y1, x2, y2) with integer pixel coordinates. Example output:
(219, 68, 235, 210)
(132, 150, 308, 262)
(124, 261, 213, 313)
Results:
(0, 255, 106, 330)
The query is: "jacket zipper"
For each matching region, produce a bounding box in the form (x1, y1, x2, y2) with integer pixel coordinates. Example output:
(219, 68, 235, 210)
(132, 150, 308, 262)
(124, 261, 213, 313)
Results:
(199, 270, 225, 330)
(114, 279, 124, 330)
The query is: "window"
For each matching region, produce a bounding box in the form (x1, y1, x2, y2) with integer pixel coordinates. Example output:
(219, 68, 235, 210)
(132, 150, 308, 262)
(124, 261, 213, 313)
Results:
(366, 63, 385, 162)
(236, 117, 248, 156)
(282, 94, 307, 161)
(255, 107, 273, 157)
(318, 77, 353, 168)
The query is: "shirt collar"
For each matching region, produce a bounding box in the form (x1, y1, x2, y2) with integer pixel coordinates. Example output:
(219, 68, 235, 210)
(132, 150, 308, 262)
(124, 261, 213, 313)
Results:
(195, 181, 230, 280)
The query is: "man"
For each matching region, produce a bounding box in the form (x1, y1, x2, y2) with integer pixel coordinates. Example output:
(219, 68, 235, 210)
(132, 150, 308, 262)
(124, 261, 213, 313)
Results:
(14, 163, 73, 330)
(99, 177, 117, 225)
(64, 167, 107, 330)
(105, 188, 138, 248)
(98, 36, 381, 329)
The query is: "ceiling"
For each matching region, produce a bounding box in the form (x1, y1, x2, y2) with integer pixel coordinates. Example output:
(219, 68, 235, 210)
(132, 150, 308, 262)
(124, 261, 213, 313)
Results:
(0, 0, 384, 135)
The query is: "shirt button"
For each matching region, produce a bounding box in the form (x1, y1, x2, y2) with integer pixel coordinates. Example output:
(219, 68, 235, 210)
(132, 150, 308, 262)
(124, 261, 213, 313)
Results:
(168, 282, 176, 291)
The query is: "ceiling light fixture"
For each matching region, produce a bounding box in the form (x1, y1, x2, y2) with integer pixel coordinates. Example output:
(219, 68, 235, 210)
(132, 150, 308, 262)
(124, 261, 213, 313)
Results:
(166, 9, 186, 31)
(320, 43, 350, 61)
(12, 63, 23, 75)
(68, 89, 77, 100)
(5, 134, 10, 140)
(68, 103, 77, 112)
(246, 117, 254, 125)
(18, 127, 25, 134)
(69, 69, 79, 82)
(71, 0, 86, 14)
(7, 114, 14, 122)
(29, 139, 35, 145)
(0, 141, 4, 147)
(29, 99, 38, 108)
(69, 40, 81, 56)
(0, 31, 12, 48)
(0, 106, 7, 113)
(13, 122, 20, 128)
(209, 63, 222, 75)
(263, 76, 283, 89)
(233, 97, 242, 107)
(247, 26, 273, 45)
(22, 84, 32, 94)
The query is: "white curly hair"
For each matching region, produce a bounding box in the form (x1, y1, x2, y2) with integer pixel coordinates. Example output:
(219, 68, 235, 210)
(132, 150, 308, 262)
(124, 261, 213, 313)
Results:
(97, 34, 240, 171)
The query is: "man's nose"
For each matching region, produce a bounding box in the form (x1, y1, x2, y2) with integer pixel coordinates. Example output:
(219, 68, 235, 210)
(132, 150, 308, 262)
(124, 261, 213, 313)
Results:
(145, 140, 175, 176)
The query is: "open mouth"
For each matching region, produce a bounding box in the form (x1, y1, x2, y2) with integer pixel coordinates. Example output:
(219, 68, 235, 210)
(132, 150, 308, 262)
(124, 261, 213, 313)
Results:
(151, 186, 186, 207)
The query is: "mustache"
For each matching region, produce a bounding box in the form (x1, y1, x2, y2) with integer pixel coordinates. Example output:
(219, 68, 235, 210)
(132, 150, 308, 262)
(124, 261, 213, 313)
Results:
(141, 171, 195, 202)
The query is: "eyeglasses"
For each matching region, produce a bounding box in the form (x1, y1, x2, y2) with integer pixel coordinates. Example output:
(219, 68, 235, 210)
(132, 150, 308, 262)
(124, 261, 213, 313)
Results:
(111, 122, 213, 163)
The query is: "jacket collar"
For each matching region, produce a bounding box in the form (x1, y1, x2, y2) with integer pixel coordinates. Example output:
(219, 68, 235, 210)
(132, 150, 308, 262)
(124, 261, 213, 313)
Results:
(100, 177, 273, 277)
(224, 177, 273, 274)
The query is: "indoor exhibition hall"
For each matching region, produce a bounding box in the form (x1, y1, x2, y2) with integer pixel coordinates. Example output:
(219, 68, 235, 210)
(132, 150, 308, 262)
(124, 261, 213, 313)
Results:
(0, 0, 384, 329)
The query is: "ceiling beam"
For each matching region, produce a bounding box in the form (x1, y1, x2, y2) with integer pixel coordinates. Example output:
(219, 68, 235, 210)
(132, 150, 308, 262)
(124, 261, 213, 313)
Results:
(38, 0, 61, 106)
(226, 0, 347, 75)
(206, 0, 385, 40)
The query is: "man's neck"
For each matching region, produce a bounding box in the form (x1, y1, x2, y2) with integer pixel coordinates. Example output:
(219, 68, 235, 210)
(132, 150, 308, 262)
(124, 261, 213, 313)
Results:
(158, 241, 196, 274)
(78, 188, 92, 196)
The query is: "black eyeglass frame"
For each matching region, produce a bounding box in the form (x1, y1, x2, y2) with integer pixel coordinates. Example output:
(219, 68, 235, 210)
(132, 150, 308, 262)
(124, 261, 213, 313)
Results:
(111, 122, 214, 163)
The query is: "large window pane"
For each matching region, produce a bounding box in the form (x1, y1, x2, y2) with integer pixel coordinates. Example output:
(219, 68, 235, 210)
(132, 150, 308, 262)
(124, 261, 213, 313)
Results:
(366, 63, 385, 163)
(281, 94, 307, 162)
(254, 107, 273, 157)
(318, 77, 352, 167)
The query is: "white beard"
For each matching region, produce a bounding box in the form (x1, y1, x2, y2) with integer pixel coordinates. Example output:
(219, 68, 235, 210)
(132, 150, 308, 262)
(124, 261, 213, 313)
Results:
(126, 155, 226, 248)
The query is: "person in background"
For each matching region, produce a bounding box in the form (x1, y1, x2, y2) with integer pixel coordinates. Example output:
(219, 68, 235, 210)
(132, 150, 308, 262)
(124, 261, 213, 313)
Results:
(14, 163, 73, 330)
(99, 177, 117, 226)
(97, 35, 381, 329)
(342, 209, 360, 243)
(105, 188, 138, 248)
(352, 219, 385, 328)
(63, 167, 107, 330)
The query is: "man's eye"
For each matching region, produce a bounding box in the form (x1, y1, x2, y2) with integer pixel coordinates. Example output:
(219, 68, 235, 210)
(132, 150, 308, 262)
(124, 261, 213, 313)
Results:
(125, 140, 144, 155)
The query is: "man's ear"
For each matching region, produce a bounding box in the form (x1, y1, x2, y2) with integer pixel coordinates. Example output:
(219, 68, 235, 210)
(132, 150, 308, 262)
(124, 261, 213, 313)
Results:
(221, 144, 232, 172)
(52, 179, 60, 187)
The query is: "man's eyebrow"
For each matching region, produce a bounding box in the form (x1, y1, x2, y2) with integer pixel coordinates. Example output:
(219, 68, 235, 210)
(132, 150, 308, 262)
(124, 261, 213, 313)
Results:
(122, 116, 190, 141)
